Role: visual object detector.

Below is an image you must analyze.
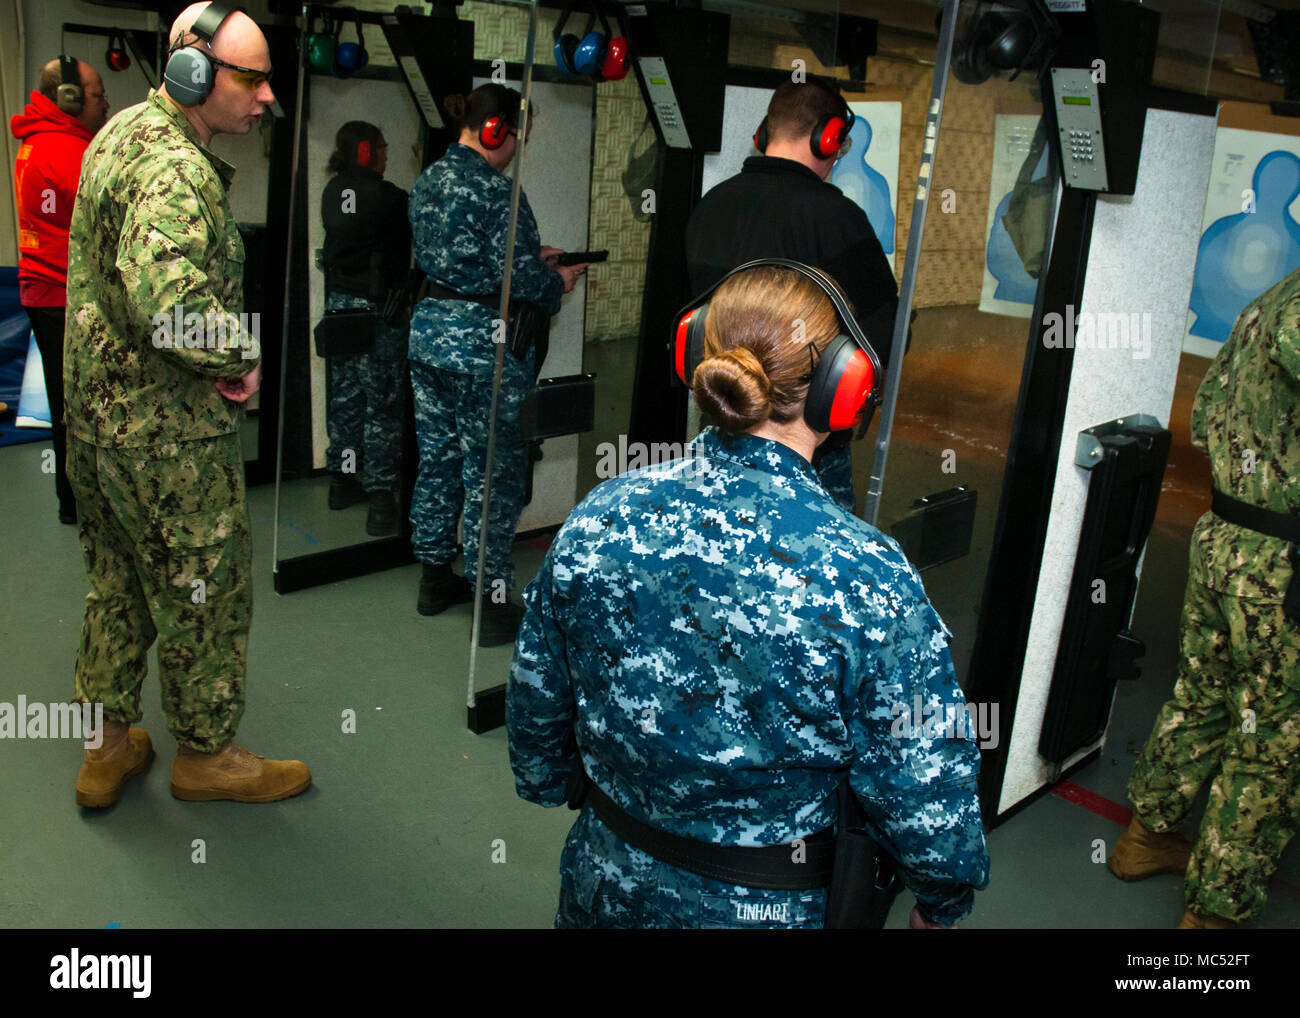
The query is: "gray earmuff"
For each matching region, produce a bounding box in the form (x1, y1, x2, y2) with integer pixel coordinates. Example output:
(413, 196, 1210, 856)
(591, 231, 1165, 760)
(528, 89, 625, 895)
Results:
(56, 56, 84, 116)
(163, 0, 237, 106)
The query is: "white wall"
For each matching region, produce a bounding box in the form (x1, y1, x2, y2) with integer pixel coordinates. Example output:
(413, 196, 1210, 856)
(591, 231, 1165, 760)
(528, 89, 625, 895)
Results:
(493, 77, 593, 532)
(997, 108, 1219, 814)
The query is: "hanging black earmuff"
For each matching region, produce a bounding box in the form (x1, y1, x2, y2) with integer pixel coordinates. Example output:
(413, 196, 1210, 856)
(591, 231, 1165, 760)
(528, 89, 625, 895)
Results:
(672, 259, 883, 434)
(56, 55, 84, 115)
(952, 0, 1059, 86)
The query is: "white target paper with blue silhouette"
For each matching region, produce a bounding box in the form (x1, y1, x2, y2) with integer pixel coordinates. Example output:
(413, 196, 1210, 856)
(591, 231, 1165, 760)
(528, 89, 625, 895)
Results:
(1184, 128, 1300, 358)
(702, 87, 901, 271)
(981, 115, 1049, 319)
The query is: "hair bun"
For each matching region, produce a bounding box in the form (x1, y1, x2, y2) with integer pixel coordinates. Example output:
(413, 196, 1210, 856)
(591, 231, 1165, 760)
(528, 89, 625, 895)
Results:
(693, 347, 772, 432)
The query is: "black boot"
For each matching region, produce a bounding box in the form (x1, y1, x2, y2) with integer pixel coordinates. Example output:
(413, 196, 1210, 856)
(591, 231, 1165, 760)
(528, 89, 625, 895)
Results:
(328, 473, 365, 510)
(418, 563, 472, 616)
(478, 597, 526, 647)
(365, 490, 399, 536)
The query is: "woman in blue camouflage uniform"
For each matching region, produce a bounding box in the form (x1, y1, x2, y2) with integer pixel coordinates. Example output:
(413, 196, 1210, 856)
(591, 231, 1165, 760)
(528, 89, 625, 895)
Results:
(407, 85, 584, 644)
(507, 265, 990, 928)
(319, 120, 412, 536)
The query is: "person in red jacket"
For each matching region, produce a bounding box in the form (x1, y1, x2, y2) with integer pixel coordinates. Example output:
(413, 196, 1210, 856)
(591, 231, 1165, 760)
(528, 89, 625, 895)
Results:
(10, 57, 111, 523)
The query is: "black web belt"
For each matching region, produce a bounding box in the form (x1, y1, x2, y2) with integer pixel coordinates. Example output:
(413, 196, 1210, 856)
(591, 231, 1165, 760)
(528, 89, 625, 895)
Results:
(1212, 487, 1300, 622)
(419, 278, 501, 312)
(1211, 488, 1300, 544)
(585, 781, 835, 890)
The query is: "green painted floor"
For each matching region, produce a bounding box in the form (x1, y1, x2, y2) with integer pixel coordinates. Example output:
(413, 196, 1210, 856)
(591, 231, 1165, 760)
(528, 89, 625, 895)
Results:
(2, 419, 1296, 928)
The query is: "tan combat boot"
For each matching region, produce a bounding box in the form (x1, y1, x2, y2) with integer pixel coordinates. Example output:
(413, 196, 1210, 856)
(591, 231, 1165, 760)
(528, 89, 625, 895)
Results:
(76, 722, 154, 808)
(171, 741, 311, 803)
(1107, 815, 1194, 881)
(1177, 909, 1237, 929)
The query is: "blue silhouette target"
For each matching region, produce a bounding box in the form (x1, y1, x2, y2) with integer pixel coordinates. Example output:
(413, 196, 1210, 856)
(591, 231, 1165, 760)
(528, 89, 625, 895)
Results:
(831, 116, 895, 255)
(1189, 150, 1300, 344)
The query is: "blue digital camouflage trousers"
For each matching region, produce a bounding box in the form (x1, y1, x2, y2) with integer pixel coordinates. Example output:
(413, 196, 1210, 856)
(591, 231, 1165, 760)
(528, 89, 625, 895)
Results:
(409, 356, 531, 592)
(1128, 564, 1300, 922)
(555, 807, 830, 929)
(324, 291, 408, 491)
(67, 432, 251, 752)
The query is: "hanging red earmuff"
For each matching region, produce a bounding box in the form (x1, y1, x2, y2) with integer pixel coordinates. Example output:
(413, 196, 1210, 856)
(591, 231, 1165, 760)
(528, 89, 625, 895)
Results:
(357, 139, 371, 167)
(106, 33, 131, 72)
(671, 259, 882, 433)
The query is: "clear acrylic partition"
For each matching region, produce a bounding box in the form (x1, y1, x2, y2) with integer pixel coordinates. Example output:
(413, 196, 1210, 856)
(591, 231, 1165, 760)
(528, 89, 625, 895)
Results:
(857, 0, 1061, 687)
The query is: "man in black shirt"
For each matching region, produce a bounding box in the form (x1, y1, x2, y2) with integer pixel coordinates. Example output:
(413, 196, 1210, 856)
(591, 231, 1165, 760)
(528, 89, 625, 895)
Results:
(685, 79, 898, 512)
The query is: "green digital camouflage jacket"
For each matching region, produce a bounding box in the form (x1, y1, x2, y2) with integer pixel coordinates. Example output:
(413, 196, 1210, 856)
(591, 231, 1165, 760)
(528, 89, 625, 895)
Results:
(1191, 267, 1300, 601)
(64, 89, 259, 454)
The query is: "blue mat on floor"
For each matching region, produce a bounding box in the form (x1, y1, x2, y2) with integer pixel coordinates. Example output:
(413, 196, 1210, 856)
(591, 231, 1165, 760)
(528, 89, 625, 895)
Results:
(0, 266, 51, 448)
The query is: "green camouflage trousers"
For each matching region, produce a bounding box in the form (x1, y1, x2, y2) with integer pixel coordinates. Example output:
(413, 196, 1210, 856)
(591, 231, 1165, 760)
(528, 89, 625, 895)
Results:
(67, 433, 252, 752)
(1128, 566, 1300, 922)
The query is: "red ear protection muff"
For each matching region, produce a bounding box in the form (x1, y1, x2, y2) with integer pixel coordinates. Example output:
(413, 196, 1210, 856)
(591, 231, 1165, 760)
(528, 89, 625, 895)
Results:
(480, 114, 509, 149)
(674, 305, 708, 389)
(106, 33, 131, 72)
(357, 139, 371, 167)
(803, 333, 877, 432)
(754, 117, 769, 153)
(811, 112, 850, 160)
(672, 258, 882, 432)
(601, 35, 630, 81)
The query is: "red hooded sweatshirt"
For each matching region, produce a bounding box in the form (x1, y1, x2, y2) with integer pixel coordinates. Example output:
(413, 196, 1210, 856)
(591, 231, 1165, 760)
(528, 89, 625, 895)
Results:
(10, 90, 94, 308)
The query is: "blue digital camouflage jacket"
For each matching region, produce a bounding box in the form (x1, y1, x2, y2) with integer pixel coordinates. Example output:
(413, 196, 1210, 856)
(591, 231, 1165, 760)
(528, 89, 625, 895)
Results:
(507, 427, 991, 925)
(407, 143, 563, 377)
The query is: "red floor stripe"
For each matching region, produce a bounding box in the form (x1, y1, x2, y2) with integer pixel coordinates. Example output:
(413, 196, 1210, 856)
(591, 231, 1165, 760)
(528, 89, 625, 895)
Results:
(1051, 780, 1133, 827)
(1050, 779, 1300, 904)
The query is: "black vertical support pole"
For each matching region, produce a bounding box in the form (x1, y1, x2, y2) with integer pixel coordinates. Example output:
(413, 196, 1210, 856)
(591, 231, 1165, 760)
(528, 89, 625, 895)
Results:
(965, 176, 1096, 823)
(627, 146, 703, 449)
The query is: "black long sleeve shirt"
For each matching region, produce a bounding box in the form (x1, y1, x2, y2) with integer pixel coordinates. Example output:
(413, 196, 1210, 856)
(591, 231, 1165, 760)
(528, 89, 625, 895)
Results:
(685, 156, 899, 371)
(321, 168, 412, 298)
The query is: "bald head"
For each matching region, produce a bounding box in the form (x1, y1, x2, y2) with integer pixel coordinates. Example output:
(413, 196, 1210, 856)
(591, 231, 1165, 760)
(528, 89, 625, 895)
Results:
(169, 2, 262, 54)
(37, 57, 110, 133)
(161, 1, 274, 145)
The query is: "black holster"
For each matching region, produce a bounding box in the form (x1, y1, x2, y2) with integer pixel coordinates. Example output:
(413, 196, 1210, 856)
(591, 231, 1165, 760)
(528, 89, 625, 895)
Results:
(824, 775, 902, 929)
(1211, 488, 1300, 624)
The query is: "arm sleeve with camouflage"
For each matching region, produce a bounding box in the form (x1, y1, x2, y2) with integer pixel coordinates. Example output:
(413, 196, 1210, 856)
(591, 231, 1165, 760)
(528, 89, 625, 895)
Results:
(1190, 316, 1237, 454)
(1270, 291, 1300, 384)
(507, 547, 578, 806)
(505, 192, 564, 317)
(115, 162, 256, 379)
(846, 593, 990, 928)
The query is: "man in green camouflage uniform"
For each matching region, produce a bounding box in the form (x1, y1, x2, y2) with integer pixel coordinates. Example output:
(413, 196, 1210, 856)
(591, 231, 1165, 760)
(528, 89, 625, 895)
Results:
(67, 1, 310, 807)
(1109, 266, 1300, 927)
